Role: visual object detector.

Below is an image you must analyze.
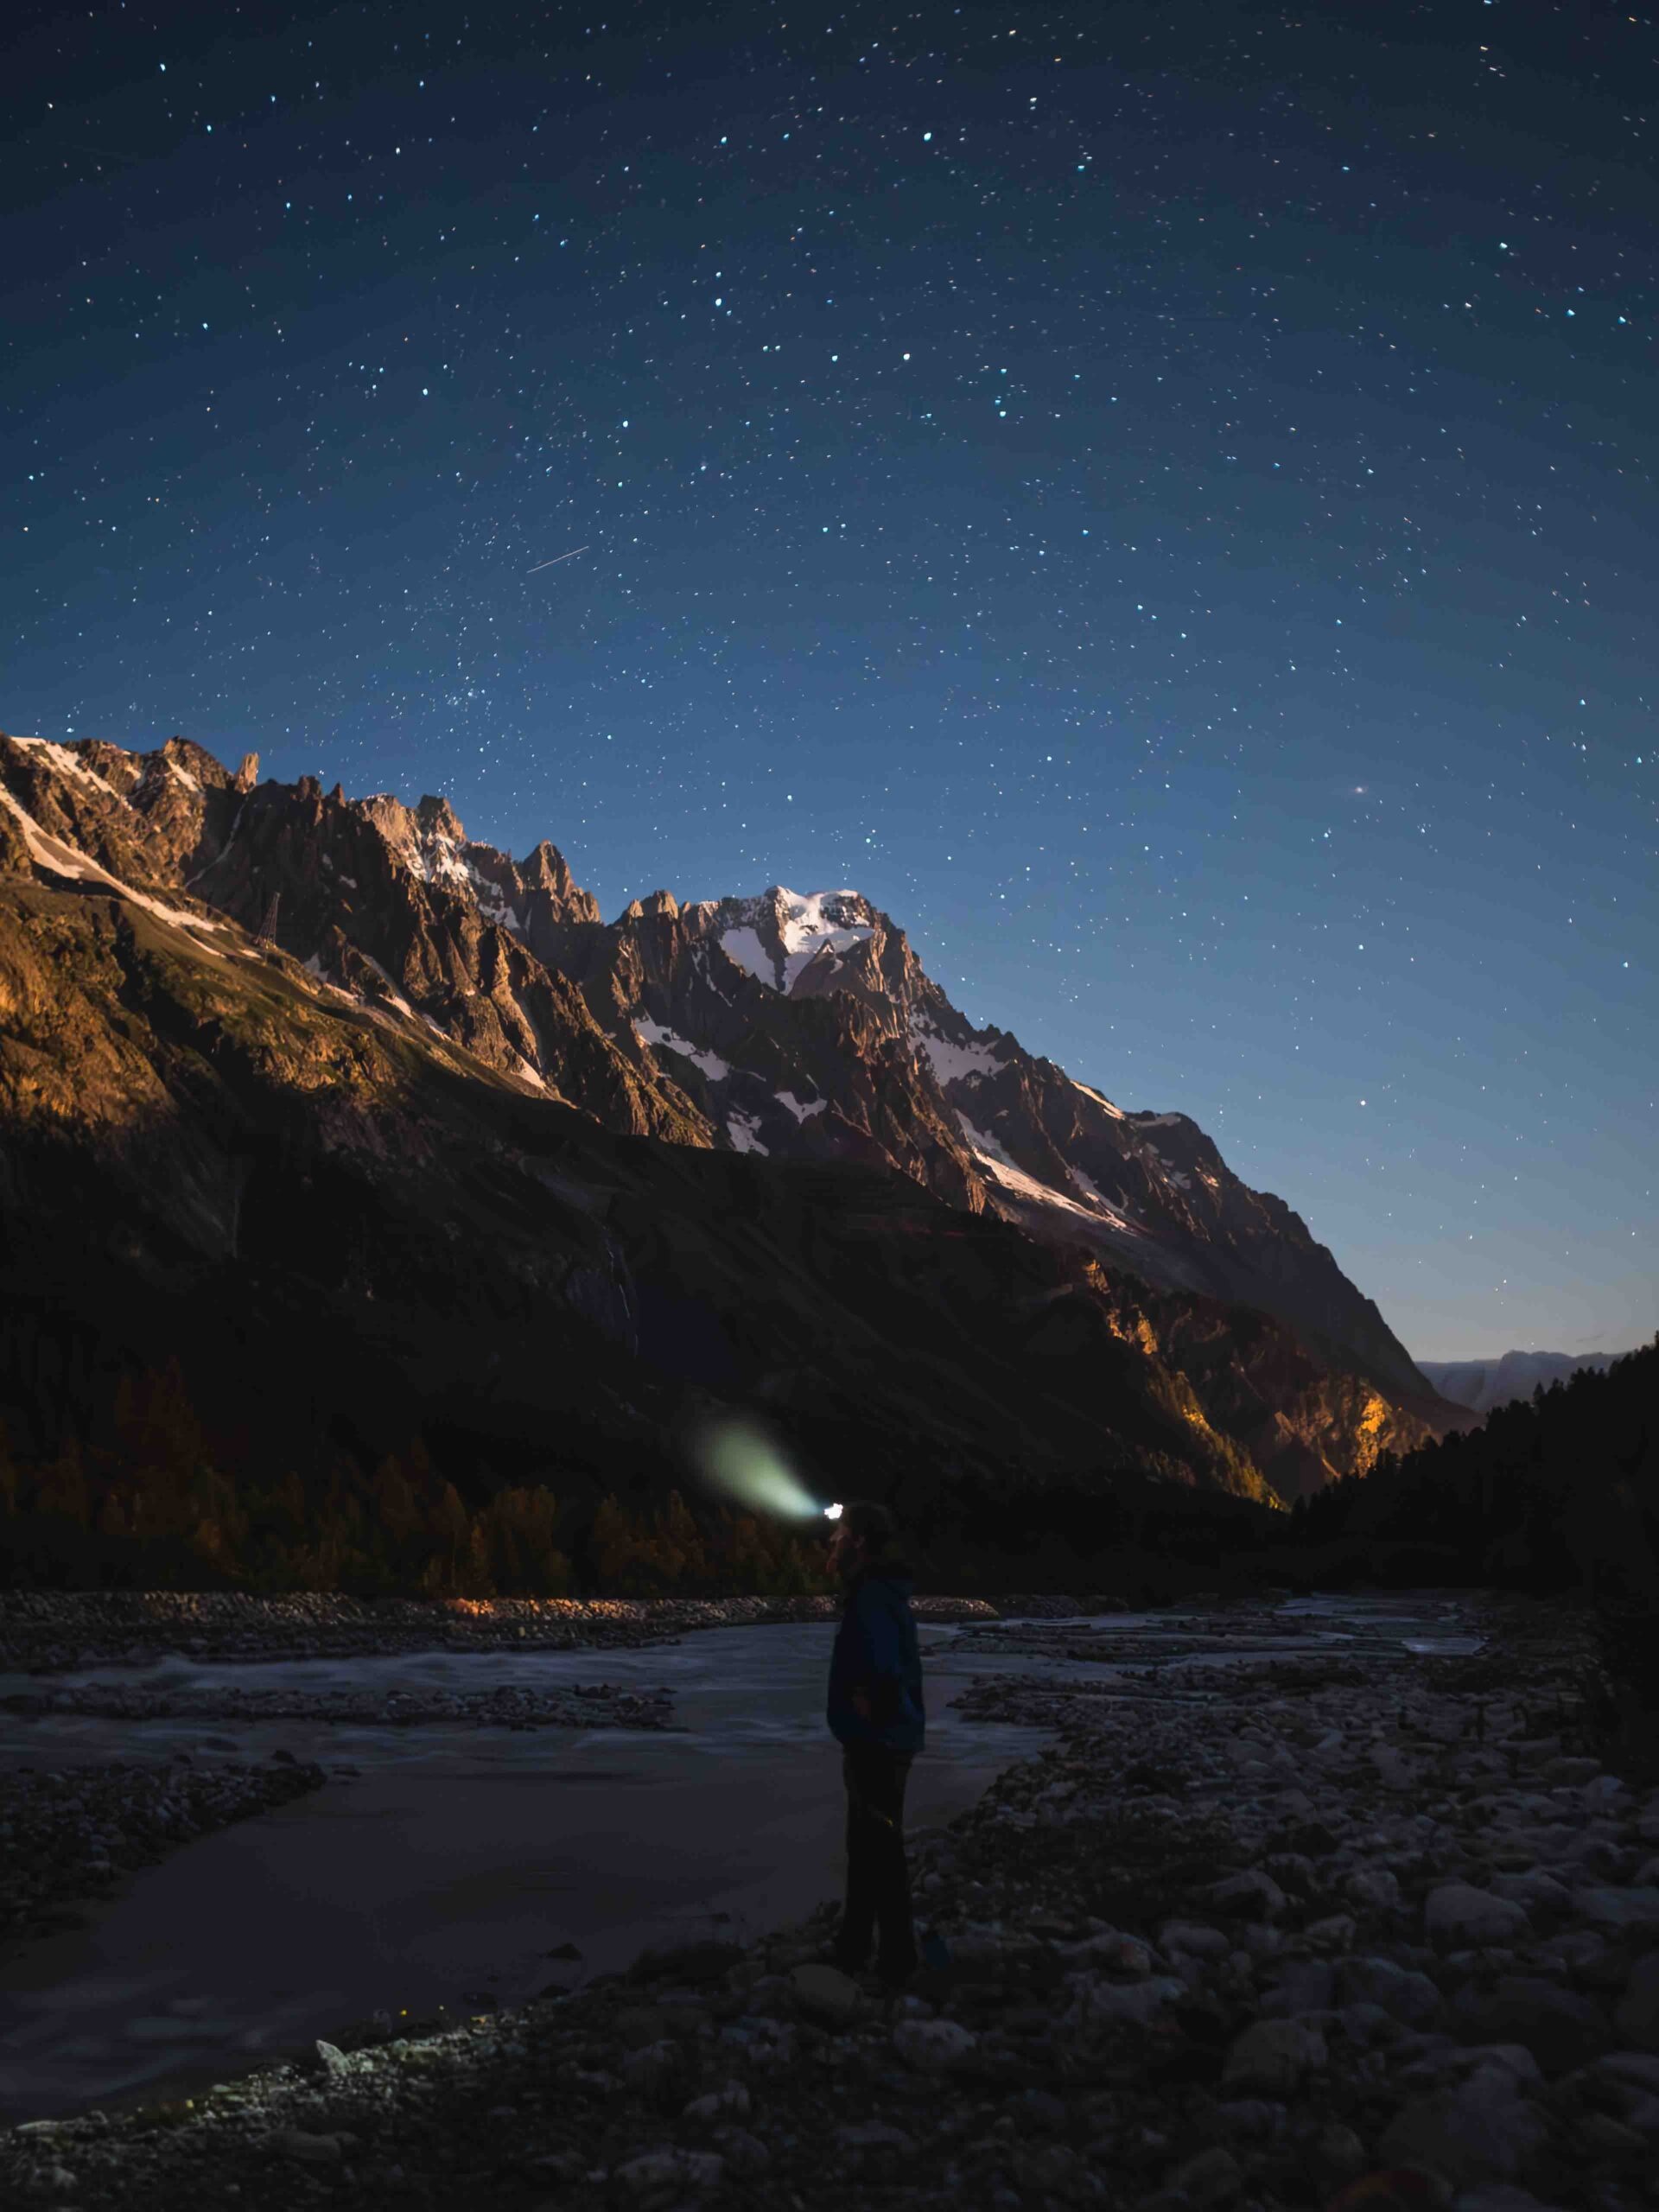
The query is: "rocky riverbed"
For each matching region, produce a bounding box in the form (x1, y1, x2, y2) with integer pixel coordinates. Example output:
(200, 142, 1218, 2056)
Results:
(0, 1590, 999, 1675)
(4, 1595, 1656, 2210)
(2, 1758, 330, 1951)
(0, 1678, 678, 1732)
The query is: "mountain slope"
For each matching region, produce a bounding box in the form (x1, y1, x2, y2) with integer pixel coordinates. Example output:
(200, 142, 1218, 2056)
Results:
(0, 730, 1450, 1507)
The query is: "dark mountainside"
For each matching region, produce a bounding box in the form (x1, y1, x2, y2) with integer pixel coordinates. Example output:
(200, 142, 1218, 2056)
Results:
(0, 732, 1465, 1592)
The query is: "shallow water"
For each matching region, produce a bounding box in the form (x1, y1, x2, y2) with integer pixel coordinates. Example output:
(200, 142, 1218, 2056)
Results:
(0, 1594, 1479, 2120)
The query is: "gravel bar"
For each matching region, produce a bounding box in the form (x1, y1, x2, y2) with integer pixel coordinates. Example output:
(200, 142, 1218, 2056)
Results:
(0, 1590, 1001, 1675)
(1, 1758, 327, 1953)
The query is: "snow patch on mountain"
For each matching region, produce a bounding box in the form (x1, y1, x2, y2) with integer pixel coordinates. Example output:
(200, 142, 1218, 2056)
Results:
(635, 1019, 732, 1083)
(1068, 1162, 1118, 1212)
(913, 1023, 1001, 1084)
(776, 1090, 826, 1122)
(719, 924, 775, 988)
(720, 888, 873, 994)
(11, 737, 129, 804)
(1071, 1078, 1126, 1119)
(726, 1109, 768, 1154)
(959, 1116, 1141, 1235)
(0, 784, 226, 950)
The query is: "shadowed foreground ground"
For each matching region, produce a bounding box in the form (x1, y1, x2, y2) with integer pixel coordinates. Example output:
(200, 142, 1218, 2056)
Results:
(3, 1595, 1656, 2209)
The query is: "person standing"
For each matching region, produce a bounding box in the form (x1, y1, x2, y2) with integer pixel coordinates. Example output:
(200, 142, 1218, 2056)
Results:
(823, 1500, 925, 1986)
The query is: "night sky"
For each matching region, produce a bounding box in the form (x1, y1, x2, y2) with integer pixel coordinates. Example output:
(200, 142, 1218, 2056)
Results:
(5, 1, 1655, 1362)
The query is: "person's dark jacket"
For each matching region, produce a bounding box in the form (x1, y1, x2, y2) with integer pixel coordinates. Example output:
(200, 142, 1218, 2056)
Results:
(827, 1554, 925, 1754)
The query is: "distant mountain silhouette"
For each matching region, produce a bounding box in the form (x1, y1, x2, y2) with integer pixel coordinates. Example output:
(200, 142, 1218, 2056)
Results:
(1416, 1348, 1634, 1416)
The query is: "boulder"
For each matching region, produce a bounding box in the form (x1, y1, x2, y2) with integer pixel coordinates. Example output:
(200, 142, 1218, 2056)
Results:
(1345, 1867, 1402, 1911)
(893, 2018, 978, 2074)
(787, 1963, 861, 2027)
(1452, 1977, 1612, 2074)
(1573, 1886, 1659, 1936)
(1376, 2068, 1547, 2187)
(1336, 1955, 1442, 2025)
(1160, 1921, 1230, 1958)
(1168, 2146, 1243, 2205)
(681, 2080, 749, 2123)
(1205, 1870, 1287, 1922)
(1063, 1974, 1187, 2031)
(268, 2130, 342, 2165)
(610, 2146, 725, 2203)
(1424, 1883, 1529, 1948)
(1222, 2018, 1328, 2094)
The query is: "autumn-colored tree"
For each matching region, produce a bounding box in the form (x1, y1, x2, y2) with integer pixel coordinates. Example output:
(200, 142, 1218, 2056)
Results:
(34, 1440, 91, 1529)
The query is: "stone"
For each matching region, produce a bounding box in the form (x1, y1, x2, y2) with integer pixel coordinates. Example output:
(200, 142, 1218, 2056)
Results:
(1064, 1974, 1187, 2030)
(1573, 1885, 1659, 1936)
(1065, 1929, 1154, 1976)
(1009, 2088, 1069, 2134)
(1337, 1955, 1442, 2025)
(1616, 1952, 1659, 2048)
(1346, 1866, 1402, 1910)
(1596, 2050, 1659, 2091)
(269, 2129, 343, 2165)
(1578, 2113, 1645, 2151)
(1489, 1870, 1571, 1911)
(1262, 1960, 1335, 2014)
(620, 2038, 685, 2099)
(1304, 2120, 1367, 2192)
(1205, 1870, 1287, 1921)
(1452, 1977, 1611, 2074)
(681, 2079, 749, 2122)
(1424, 1883, 1529, 1948)
(788, 1962, 861, 2026)
(1168, 2146, 1243, 2205)
(1376, 2071, 1547, 2188)
(1541, 1757, 1602, 1785)
(712, 2126, 771, 2174)
(836, 2121, 916, 2154)
(610, 2145, 725, 2201)
(1160, 1921, 1230, 1958)
(1222, 2018, 1328, 2094)
(893, 2018, 978, 2074)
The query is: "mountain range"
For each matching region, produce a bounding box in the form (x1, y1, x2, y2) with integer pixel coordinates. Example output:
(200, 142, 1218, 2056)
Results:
(0, 729, 1465, 1566)
(1414, 1349, 1634, 1418)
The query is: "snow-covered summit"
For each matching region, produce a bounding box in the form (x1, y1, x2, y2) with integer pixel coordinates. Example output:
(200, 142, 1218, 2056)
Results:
(717, 886, 875, 995)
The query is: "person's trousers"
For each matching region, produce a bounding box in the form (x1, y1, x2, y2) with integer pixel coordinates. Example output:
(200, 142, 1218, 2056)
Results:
(839, 1744, 917, 1973)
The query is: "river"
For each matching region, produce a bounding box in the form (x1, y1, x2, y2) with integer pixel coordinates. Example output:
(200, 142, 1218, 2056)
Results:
(0, 1593, 1480, 2120)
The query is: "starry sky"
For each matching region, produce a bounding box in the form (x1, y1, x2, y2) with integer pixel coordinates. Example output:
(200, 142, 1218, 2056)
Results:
(4, 0, 1655, 1362)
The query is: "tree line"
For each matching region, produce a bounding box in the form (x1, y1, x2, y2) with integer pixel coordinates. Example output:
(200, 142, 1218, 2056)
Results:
(0, 1357, 829, 1598)
(1281, 1338, 1657, 1601)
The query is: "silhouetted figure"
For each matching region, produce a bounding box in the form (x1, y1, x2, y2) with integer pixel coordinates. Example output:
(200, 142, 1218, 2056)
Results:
(824, 1500, 925, 1986)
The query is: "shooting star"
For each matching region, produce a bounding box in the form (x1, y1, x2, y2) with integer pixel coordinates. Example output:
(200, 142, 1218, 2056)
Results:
(525, 545, 589, 575)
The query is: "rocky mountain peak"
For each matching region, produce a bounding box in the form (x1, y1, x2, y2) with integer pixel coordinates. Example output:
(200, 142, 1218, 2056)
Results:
(416, 794, 465, 841)
(619, 888, 680, 922)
